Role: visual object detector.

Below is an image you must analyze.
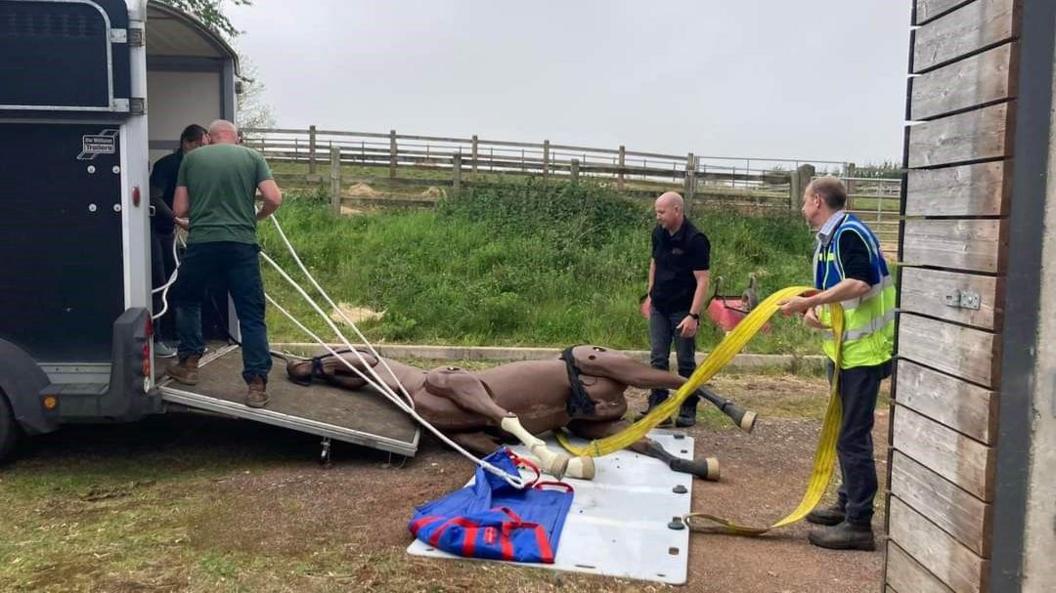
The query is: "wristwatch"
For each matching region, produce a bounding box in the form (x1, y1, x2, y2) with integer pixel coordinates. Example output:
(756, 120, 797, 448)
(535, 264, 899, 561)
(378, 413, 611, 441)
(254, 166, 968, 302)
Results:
(689, 313, 700, 321)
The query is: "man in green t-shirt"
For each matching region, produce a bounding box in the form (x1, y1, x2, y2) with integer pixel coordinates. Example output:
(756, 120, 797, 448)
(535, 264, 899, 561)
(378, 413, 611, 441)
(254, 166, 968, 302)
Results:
(166, 120, 283, 408)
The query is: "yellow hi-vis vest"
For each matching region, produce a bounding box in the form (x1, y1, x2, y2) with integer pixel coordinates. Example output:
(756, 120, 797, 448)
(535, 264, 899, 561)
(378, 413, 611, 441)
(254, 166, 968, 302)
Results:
(814, 214, 895, 369)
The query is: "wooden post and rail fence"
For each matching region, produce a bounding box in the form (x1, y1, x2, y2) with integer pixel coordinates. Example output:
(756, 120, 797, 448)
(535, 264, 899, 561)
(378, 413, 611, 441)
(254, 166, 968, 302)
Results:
(242, 126, 901, 249)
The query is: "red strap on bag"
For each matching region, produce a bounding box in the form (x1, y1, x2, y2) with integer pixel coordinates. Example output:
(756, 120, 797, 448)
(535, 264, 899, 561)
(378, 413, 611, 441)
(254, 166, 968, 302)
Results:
(533, 481, 574, 494)
(505, 451, 541, 486)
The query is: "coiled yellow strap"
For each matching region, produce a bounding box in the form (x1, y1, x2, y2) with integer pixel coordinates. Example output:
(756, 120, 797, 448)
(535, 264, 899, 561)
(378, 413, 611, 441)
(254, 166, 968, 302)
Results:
(556, 286, 844, 536)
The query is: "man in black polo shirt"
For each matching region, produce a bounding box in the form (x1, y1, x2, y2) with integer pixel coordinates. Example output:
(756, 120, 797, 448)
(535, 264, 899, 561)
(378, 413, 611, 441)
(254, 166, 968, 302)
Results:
(149, 124, 208, 356)
(639, 192, 711, 426)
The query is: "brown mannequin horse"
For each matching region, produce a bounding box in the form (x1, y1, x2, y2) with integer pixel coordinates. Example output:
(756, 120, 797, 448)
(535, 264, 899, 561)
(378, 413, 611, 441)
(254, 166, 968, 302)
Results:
(287, 345, 756, 481)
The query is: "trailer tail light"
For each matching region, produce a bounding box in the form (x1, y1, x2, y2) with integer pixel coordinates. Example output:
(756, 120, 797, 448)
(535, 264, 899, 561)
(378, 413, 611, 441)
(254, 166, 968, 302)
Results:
(42, 394, 58, 411)
(132, 186, 141, 207)
(142, 343, 151, 377)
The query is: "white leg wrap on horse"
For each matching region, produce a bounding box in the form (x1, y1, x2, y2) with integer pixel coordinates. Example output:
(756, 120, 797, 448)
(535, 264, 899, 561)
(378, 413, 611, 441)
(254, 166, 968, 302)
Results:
(565, 455, 596, 480)
(500, 416, 572, 480)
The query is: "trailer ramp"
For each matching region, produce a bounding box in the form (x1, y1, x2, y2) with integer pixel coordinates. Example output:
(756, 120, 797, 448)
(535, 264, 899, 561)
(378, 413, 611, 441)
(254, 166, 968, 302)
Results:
(158, 346, 419, 456)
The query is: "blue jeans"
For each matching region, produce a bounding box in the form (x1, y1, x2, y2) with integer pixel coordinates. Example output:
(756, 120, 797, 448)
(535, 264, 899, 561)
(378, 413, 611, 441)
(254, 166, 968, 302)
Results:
(172, 242, 272, 384)
(648, 306, 698, 407)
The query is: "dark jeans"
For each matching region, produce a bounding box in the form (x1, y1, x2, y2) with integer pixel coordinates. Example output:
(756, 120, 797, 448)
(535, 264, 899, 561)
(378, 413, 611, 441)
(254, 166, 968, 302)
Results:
(648, 306, 698, 407)
(150, 228, 176, 341)
(827, 359, 891, 526)
(171, 241, 272, 384)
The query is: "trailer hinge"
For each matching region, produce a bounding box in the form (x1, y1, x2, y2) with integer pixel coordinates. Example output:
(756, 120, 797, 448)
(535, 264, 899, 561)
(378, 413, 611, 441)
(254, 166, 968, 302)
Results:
(129, 98, 146, 115)
(110, 28, 127, 43)
(945, 289, 981, 310)
(127, 26, 145, 47)
(112, 98, 129, 112)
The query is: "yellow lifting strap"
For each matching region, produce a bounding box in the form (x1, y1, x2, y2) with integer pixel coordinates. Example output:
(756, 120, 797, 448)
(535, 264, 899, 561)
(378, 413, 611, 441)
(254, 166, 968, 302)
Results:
(555, 286, 845, 536)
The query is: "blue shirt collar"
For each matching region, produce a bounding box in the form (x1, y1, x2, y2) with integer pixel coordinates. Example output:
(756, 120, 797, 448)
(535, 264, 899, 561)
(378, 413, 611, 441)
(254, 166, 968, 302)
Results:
(816, 210, 847, 245)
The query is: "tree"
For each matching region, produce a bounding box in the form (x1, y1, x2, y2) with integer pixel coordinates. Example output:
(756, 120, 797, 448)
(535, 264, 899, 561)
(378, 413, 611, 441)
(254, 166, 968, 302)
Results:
(155, 0, 252, 39)
(236, 54, 277, 129)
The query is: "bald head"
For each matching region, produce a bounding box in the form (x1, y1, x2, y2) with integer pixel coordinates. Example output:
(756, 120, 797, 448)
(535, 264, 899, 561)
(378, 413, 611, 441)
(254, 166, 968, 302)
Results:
(655, 191, 684, 211)
(208, 119, 239, 144)
(654, 191, 686, 232)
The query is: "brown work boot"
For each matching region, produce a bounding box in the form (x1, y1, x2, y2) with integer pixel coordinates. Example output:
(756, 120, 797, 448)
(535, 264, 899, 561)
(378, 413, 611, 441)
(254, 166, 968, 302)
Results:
(246, 376, 269, 408)
(166, 354, 201, 385)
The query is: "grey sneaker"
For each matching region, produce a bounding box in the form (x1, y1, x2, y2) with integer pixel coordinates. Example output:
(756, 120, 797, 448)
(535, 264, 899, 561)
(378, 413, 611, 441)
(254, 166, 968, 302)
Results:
(154, 341, 177, 358)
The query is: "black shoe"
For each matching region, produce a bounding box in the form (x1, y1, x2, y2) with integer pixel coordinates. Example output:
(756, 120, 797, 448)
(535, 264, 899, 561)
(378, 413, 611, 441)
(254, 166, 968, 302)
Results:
(806, 504, 846, 526)
(635, 392, 672, 426)
(808, 521, 875, 551)
(674, 397, 698, 427)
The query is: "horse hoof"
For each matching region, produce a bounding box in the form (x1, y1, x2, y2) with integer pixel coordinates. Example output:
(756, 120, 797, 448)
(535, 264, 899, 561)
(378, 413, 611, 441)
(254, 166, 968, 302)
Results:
(740, 411, 757, 433)
(565, 456, 596, 480)
(703, 457, 720, 481)
(670, 456, 720, 482)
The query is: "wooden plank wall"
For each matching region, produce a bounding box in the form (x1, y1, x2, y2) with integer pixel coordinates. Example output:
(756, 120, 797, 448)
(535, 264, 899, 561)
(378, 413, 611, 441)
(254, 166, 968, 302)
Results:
(885, 1, 1020, 593)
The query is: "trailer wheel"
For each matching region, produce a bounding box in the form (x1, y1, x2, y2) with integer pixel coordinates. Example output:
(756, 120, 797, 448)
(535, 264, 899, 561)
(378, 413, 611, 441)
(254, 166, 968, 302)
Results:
(0, 393, 20, 463)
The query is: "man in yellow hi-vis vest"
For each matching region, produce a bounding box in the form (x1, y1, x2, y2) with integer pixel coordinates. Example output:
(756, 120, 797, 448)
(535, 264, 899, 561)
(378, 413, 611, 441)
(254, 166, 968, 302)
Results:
(779, 177, 895, 551)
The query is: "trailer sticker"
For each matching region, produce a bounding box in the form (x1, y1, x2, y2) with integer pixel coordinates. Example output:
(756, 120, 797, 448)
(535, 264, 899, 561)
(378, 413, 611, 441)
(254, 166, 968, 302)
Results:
(77, 129, 120, 160)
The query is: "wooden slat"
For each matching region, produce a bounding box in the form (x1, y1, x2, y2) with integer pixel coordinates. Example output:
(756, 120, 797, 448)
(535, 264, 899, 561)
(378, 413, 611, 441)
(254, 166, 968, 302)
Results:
(891, 452, 991, 556)
(915, 0, 975, 25)
(902, 218, 1005, 273)
(892, 405, 995, 501)
(888, 497, 989, 593)
(899, 268, 1003, 330)
(911, 42, 1014, 120)
(898, 313, 1000, 387)
(896, 360, 998, 444)
(913, 0, 1016, 73)
(905, 161, 1008, 216)
(908, 102, 1010, 168)
(886, 541, 956, 593)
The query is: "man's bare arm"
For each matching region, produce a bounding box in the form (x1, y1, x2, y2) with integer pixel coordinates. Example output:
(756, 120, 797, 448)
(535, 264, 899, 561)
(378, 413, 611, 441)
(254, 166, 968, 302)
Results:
(173, 186, 189, 218)
(255, 179, 283, 220)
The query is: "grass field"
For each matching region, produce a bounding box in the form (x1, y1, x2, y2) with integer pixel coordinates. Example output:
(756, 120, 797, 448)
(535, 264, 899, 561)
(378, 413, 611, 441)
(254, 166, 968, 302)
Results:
(256, 178, 821, 354)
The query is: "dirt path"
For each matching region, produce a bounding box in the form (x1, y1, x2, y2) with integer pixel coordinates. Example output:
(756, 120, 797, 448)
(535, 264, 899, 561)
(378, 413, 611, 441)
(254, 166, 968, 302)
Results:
(0, 373, 890, 593)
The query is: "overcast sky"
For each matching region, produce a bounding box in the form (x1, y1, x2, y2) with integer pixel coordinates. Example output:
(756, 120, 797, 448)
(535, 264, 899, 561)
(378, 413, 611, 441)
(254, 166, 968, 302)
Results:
(228, 1, 912, 165)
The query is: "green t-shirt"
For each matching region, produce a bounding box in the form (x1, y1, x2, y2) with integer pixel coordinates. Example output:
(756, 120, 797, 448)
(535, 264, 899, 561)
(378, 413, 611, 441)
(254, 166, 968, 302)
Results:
(176, 144, 273, 245)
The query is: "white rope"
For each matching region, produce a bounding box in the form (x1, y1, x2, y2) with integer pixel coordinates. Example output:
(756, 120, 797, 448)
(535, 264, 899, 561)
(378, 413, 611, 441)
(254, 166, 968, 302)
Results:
(260, 227, 528, 489)
(153, 214, 527, 488)
(262, 289, 407, 408)
(257, 250, 415, 412)
(267, 216, 415, 409)
(151, 229, 183, 321)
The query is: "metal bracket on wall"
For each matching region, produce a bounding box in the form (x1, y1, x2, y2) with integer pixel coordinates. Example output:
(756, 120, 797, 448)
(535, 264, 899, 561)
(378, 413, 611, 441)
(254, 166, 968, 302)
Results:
(945, 289, 981, 310)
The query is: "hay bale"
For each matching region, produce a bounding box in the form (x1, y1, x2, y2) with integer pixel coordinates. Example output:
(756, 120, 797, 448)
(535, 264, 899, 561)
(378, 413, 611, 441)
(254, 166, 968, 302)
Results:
(330, 303, 385, 325)
(420, 186, 447, 199)
(345, 182, 382, 198)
